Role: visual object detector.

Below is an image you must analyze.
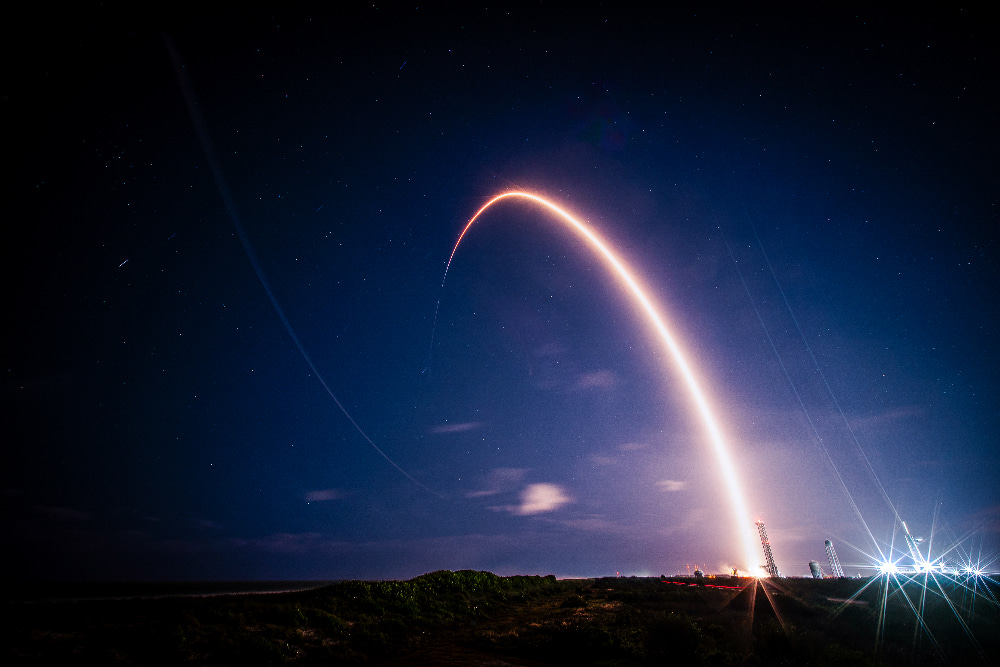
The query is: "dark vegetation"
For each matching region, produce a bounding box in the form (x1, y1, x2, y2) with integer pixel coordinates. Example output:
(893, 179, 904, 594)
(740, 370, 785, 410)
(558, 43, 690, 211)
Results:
(5, 571, 998, 665)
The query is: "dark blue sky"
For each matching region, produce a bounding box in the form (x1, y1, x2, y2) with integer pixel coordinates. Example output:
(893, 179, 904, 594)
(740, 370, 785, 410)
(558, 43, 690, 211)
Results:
(6, 4, 997, 580)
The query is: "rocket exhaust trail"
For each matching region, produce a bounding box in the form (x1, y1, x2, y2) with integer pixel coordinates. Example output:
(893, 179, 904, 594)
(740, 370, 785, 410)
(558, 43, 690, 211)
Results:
(442, 192, 759, 572)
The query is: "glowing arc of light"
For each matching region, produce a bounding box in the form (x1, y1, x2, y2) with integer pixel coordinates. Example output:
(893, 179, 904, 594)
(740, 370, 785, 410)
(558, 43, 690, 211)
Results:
(445, 191, 759, 573)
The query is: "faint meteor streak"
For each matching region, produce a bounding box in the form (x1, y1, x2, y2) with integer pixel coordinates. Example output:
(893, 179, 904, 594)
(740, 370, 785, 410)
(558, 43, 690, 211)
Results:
(444, 191, 760, 572)
(165, 34, 442, 499)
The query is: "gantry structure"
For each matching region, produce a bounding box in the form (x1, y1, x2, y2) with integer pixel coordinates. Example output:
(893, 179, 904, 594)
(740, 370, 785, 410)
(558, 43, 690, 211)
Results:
(756, 520, 780, 577)
(825, 539, 845, 578)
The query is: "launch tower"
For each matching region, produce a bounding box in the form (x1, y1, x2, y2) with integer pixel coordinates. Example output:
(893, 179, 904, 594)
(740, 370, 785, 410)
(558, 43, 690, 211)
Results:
(756, 520, 780, 577)
(825, 539, 845, 578)
(901, 522, 926, 569)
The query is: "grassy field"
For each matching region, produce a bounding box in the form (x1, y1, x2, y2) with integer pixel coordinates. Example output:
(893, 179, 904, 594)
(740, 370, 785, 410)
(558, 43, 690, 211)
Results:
(6, 571, 998, 665)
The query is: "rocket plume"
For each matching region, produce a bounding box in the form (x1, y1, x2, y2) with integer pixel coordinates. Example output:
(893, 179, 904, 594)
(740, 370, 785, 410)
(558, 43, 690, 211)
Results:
(445, 191, 759, 572)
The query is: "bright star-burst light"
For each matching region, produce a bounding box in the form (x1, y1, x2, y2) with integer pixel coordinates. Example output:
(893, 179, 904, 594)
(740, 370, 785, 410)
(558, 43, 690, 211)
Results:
(839, 519, 999, 662)
(878, 560, 900, 576)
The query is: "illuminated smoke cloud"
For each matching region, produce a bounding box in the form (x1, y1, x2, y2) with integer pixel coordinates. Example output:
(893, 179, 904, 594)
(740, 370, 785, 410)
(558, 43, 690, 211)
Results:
(516, 483, 572, 515)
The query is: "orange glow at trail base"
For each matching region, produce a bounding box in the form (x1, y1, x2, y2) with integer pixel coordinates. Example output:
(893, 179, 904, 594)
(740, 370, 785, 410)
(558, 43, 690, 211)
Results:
(446, 191, 760, 573)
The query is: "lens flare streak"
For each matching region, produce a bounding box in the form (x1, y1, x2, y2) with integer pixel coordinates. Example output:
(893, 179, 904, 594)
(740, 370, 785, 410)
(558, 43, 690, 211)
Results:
(444, 191, 758, 572)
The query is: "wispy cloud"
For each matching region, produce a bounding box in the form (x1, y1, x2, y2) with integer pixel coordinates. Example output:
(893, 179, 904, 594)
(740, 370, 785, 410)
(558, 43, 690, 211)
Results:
(467, 468, 527, 497)
(574, 369, 618, 390)
(430, 421, 483, 434)
(848, 405, 924, 430)
(589, 454, 619, 466)
(656, 479, 686, 492)
(556, 515, 626, 533)
(305, 489, 343, 502)
(590, 441, 647, 466)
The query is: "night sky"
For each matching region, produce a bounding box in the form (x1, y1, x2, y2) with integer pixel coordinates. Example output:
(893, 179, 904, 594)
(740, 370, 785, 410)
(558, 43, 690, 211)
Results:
(6, 5, 998, 581)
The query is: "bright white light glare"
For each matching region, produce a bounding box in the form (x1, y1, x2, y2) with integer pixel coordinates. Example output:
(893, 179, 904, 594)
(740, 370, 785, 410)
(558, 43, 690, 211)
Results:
(856, 523, 998, 660)
(446, 191, 760, 572)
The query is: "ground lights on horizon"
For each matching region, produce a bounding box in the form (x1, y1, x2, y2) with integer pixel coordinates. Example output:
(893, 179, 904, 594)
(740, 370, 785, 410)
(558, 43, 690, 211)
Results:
(826, 520, 1000, 662)
(445, 191, 761, 574)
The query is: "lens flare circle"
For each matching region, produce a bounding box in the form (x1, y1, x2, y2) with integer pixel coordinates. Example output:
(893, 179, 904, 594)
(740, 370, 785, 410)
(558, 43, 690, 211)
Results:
(446, 191, 758, 572)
